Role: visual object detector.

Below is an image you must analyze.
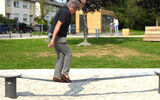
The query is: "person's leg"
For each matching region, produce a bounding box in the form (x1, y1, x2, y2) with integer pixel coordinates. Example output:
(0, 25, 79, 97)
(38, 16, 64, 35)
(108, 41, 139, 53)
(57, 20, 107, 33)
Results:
(53, 43, 65, 78)
(62, 44, 72, 75)
(117, 25, 119, 35)
(57, 43, 72, 76)
(114, 25, 117, 35)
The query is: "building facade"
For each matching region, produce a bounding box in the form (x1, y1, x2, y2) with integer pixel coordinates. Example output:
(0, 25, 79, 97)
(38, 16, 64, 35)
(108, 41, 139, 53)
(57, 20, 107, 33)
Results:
(0, 0, 35, 25)
(35, 1, 61, 24)
(0, 0, 64, 25)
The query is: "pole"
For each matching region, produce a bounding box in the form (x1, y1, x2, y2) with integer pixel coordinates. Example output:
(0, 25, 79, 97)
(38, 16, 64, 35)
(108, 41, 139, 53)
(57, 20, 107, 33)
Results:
(30, 32, 32, 37)
(20, 33, 22, 38)
(98, 29, 100, 38)
(96, 29, 98, 38)
(159, 76, 160, 93)
(5, 77, 17, 98)
(9, 31, 11, 38)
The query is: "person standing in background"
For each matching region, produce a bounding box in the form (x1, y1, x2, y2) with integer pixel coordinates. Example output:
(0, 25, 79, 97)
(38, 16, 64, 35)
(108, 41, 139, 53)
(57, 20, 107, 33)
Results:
(113, 18, 119, 36)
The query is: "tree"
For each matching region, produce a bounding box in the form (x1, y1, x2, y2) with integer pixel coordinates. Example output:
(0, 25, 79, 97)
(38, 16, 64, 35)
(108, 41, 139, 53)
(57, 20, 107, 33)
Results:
(67, 0, 103, 46)
(117, 0, 142, 29)
(136, 0, 160, 26)
(102, 0, 153, 30)
(0, 14, 16, 25)
(78, 0, 102, 46)
(36, 0, 52, 32)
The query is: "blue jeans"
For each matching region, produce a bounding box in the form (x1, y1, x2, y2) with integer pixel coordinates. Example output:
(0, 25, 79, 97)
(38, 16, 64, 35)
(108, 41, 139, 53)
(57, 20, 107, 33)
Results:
(114, 25, 119, 35)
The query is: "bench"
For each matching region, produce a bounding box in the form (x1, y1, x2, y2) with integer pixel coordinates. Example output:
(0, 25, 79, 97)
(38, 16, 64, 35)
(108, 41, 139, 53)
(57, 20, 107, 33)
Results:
(143, 27, 160, 41)
(0, 74, 22, 99)
(154, 72, 160, 93)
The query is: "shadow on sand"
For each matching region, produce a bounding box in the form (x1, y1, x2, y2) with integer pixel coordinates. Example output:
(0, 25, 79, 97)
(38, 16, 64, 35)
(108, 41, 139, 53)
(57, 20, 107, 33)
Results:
(18, 74, 157, 97)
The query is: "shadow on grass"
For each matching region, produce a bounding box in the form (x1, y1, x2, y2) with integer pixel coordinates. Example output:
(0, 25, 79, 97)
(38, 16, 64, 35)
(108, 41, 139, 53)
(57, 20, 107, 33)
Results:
(67, 37, 142, 45)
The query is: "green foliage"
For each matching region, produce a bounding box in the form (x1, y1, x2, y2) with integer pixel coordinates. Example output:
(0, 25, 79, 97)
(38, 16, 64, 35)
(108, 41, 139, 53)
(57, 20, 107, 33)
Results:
(33, 32, 48, 35)
(0, 14, 16, 25)
(103, 0, 156, 30)
(136, 0, 160, 26)
(137, 0, 160, 14)
(40, 32, 48, 35)
(36, 0, 52, 32)
(82, 0, 102, 13)
(34, 17, 48, 25)
(49, 17, 54, 25)
(39, 19, 48, 25)
(37, 0, 52, 19)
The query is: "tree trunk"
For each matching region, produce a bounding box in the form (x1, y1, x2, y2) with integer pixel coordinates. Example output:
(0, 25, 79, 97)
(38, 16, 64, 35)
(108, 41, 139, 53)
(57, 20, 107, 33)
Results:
(41, 19, 44, 32)
(156, 14, 159, 26)
(83, 13, 88, 44)
(77, 13, 91, 46)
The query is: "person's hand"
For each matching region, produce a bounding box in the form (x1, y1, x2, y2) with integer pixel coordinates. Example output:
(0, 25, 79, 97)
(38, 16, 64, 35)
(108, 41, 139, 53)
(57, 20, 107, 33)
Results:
(48, 42, 54, 48)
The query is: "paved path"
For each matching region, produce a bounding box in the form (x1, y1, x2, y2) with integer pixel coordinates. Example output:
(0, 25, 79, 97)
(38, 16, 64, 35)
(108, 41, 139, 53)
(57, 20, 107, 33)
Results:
(0, 69, 160, 100)
(0, 33, 144, 40)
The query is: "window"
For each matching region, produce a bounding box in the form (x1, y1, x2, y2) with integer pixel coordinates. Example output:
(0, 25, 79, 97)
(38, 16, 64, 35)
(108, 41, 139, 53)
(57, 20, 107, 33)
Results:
(13, 13, 19, 21)
(14, 1, 19, 8)
(45, 16, 49, 22)
(7, 0, 10, 6)
(23, 2, 28, 9)
(6, 13, 10, 19)
(51, 7, 55, 12)
(56, 7, 59, 12)
(23, 14, 28, 22)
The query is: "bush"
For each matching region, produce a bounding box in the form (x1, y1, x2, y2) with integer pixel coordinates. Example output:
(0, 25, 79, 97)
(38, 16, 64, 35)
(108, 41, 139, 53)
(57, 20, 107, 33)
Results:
(49, 18, 54, 25)
(34, 17, 48, 25)
(0, 14, 16, 25)
(33, 32, 48, 35)
(41, 32, 48, 35)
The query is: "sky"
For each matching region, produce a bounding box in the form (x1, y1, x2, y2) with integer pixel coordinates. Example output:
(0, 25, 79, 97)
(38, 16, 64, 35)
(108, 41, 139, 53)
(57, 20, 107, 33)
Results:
(56, 0, 66, 2)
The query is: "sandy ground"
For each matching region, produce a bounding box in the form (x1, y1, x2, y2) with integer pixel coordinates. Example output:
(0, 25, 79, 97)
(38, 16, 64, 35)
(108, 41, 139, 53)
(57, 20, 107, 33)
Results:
(0, 69, 160, 100)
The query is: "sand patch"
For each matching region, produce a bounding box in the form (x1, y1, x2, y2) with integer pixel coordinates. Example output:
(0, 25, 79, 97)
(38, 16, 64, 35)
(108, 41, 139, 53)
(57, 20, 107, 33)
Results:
(23, 51, 56, 58)
(23, 44, 160, 60)
(73, 44, 160, 59)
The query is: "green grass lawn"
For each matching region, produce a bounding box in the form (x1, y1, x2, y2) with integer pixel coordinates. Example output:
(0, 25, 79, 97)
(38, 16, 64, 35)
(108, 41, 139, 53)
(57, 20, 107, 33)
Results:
(129, 30, 145, 35)
(119, 30, 145, 35)
(0, 37, 160, 69)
